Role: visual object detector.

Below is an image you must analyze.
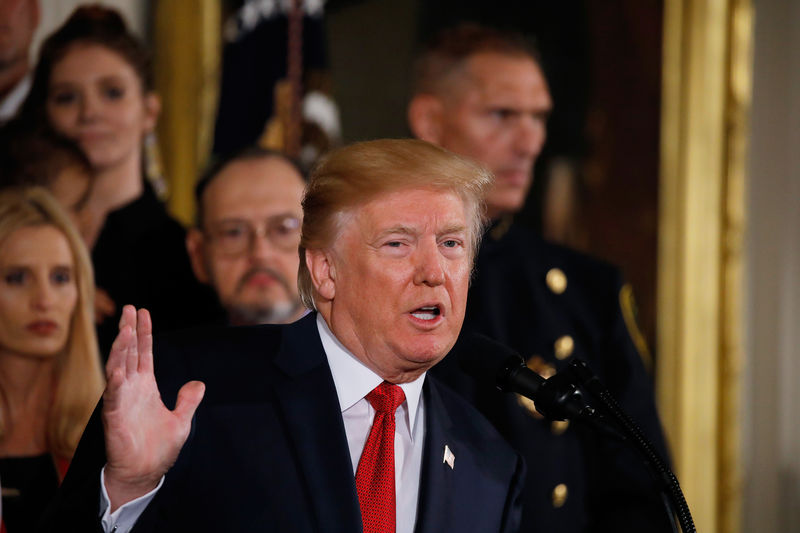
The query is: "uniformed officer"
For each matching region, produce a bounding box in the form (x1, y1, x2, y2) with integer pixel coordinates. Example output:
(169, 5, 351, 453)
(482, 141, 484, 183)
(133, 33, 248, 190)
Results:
(408, 23, 672, 532)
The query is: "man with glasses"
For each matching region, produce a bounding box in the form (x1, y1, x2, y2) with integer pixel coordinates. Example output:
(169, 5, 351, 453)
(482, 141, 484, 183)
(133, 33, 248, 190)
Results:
(186, 147, 307, 326)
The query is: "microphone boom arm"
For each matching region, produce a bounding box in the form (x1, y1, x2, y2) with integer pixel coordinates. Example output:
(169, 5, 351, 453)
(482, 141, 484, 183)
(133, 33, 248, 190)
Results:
(454, 332, 695, 533)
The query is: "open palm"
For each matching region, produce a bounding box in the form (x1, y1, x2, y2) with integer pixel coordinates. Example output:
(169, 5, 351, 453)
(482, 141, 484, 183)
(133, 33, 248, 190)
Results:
(102, 305, 205, 511)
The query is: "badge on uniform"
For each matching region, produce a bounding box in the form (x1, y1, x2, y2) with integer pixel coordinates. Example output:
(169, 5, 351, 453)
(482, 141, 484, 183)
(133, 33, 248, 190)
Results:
(443, 444, 455, 469)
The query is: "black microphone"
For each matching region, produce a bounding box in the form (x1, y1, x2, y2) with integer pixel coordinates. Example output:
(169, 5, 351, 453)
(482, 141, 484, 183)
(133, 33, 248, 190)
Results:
(454, 332, 598, 422)
(455, 333, 690, 531)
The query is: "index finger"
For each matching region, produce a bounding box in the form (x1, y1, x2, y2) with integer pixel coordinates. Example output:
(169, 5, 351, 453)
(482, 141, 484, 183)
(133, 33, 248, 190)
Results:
(106, 322, 133, 381)
(137, 308, 154, 374)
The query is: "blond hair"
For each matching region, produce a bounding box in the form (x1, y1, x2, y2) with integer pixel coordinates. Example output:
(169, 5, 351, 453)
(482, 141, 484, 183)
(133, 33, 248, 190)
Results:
(298, 138, 493, 309)
(0, 187, 104, 459)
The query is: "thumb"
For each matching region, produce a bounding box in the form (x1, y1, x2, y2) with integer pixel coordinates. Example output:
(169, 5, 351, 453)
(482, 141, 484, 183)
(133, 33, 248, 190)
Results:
(173, 380, 205, 426)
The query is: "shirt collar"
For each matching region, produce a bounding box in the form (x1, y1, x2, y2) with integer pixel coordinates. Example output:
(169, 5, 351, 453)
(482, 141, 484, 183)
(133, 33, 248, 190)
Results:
(316, 314, 425, 433)
(0, 75, 31, 120)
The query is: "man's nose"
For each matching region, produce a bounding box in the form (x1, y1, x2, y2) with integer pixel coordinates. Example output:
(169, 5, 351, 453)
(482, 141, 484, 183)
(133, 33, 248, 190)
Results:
(249, 230, 279, 261)
(413, 241, 446, 287)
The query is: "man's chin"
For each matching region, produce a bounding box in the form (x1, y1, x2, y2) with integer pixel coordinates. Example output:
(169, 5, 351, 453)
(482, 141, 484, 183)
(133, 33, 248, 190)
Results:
(486, 192, 527, 218)
(398, 336, 454, 367)
(228, 301, 303, 326)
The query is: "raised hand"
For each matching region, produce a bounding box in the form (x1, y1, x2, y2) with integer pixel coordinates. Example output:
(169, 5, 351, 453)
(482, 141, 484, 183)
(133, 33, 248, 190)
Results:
(102, 305, 205, 512)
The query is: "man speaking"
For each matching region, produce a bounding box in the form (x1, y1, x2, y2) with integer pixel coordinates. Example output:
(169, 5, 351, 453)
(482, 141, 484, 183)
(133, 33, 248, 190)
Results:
(43, 139, 524, 533)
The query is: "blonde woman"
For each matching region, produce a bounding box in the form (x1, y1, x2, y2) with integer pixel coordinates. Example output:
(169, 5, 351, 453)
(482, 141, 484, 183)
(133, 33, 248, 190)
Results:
(0, 187, 103, 532)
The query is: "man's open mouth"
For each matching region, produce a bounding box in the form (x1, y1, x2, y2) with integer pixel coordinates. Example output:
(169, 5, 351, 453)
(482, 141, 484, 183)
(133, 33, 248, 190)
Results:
(411, 306, 441, 321)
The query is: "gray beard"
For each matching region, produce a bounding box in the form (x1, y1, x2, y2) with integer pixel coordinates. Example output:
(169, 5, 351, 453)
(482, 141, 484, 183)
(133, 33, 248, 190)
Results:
(228, 299, 303, 326)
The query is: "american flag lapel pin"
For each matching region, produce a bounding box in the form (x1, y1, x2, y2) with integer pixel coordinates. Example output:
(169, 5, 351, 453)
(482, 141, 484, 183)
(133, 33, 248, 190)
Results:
(443, 444, 455, 469)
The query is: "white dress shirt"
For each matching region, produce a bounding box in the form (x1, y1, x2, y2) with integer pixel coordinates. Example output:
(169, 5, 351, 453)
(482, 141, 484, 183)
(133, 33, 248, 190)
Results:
(100, 315, 427, 533)
(317, 314, 426, 533)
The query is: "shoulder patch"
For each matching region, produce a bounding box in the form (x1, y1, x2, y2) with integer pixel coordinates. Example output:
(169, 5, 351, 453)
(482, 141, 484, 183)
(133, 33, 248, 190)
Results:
(619, 283, 653, 372)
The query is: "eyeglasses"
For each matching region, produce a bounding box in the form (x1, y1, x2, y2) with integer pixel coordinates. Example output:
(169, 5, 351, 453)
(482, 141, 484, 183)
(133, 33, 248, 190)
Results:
(205, 215, 301, 255)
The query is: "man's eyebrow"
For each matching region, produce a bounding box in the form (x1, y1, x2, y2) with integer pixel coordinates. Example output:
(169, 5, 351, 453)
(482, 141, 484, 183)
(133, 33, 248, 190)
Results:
(371, 224, 467, 241)
(438, 223, 468, 236)
(211, 217, 249, 225)
(213, 212, 299, 224)
(376, 225, 418, 238)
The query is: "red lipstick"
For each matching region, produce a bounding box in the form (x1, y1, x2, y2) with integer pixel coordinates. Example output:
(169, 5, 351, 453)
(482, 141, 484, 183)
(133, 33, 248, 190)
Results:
(26, 321, 58, 335)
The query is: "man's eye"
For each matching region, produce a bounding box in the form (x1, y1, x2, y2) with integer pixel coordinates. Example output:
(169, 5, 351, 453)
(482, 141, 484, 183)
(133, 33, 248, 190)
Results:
(221, 227, 246, 238)
(273, 221, 298, 236)
(490, 109, 514, 120)
(442, 240, 460, 248)
(4, 270, 26, 284)
(385, 241, 403, 248)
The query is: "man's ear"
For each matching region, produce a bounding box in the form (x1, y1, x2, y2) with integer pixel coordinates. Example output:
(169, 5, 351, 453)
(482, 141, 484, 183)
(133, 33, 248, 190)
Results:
(306, 248, 336, 302)
(407, 94, 444, 144)
(186, 228, 210, 283)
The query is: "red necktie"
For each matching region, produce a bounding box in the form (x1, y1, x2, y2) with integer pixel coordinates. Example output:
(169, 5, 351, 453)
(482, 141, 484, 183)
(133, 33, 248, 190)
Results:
(356, 382, 406, 533)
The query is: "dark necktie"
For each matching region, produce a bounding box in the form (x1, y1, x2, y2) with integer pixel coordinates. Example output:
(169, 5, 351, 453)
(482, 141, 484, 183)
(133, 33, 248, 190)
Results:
(356, 382, 406, 533)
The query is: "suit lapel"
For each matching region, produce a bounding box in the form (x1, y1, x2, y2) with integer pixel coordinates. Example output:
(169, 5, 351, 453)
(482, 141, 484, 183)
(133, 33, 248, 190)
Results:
(414, 378, 457, 533)
(272, 314, 362, 533)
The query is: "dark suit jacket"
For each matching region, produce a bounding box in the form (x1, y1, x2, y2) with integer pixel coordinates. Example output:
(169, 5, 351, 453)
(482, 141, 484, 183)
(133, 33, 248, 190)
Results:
(40, 314, 524, 533)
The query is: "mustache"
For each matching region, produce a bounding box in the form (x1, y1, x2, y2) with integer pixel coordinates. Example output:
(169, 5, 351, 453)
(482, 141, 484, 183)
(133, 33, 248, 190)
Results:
(235, 266, 292, 294)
